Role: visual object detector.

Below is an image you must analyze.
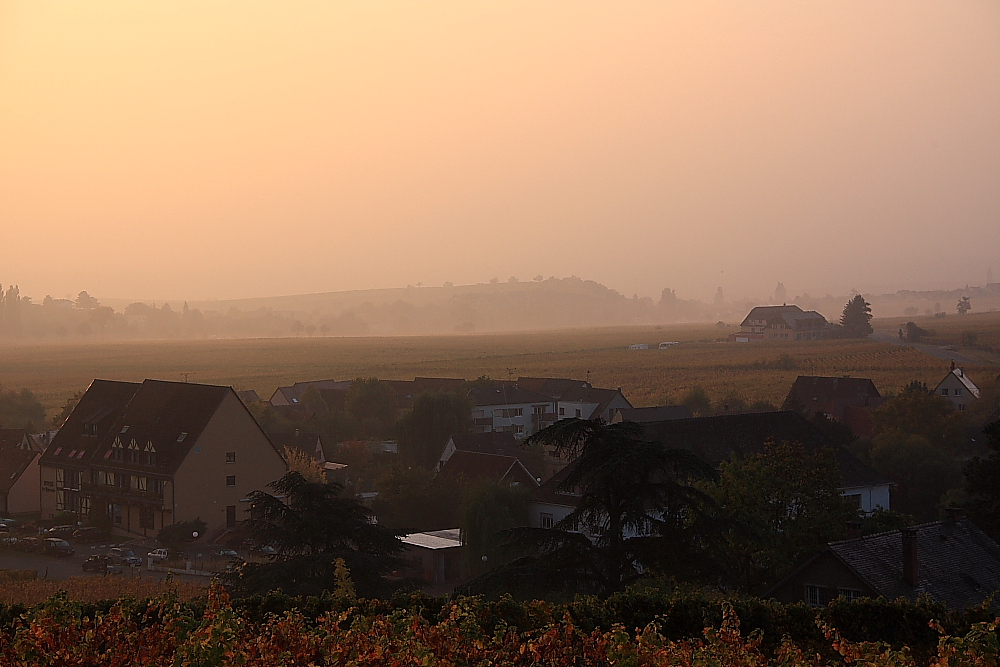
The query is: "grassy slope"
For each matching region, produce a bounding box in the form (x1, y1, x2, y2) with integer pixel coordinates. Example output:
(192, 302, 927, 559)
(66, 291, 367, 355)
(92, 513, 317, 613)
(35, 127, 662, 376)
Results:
(6, 315, 998, 421)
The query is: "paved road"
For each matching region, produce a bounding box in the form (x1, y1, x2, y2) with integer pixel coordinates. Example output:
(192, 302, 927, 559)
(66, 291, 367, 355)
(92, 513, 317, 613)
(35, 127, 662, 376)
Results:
(0, 544, 210, 583)
(870, 332, 983, 365)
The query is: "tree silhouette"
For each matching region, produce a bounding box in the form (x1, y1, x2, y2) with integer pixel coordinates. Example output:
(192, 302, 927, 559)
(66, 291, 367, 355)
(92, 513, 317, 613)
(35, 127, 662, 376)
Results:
(840, 295, 873, 337)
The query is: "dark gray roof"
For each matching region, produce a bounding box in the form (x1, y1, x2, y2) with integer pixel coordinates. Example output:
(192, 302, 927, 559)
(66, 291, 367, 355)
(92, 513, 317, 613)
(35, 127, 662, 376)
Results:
(639, 411, 890, 489)
(449, 431, 521, 457)
(42, 379, 272, 476)
(613, 405, 693, 422)
(782, 376, 882, 418)
(516, 377, 591, 397)
(469, 385, 555, 407)
(829, 519, 1000, 609)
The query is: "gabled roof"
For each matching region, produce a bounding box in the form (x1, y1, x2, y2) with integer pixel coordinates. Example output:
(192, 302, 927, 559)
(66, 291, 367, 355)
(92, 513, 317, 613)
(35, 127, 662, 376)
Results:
(42, 379, 256, 476)
(449, 431, 522, 457)
(469, 385, 555, 407)
(516, 377, 591, 397)
(611, 405, 692, 423)
(782, 376, 882, 419)
(236, 390, 261, 405)
(0, 429, 30, 451)
(438, 450, 538, 486)
(639, 411, 890, 489)
(935, 369, 980, 398)
(41, 380, 141, 465)
(740, 305, 830, 330)
(531, 463, 580, 508)
(0, 449, 36, 495)
(826, 519, 1000, 609)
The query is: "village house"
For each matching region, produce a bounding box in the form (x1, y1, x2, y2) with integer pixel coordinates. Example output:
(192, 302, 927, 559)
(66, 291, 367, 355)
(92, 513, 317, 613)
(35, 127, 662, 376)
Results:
(781, 375, 883, 438)
(767, 515, 1000, 609)
(39, 379, 287, 539)
(528, 410, 893, 535)
(0, 429, 42, 514)
(731, 305, 831, 342)
(517, 377, 633, 422)
(469, 385, 557, 440)
(639, 411, 892, 512)
(934, 364, 980, 412)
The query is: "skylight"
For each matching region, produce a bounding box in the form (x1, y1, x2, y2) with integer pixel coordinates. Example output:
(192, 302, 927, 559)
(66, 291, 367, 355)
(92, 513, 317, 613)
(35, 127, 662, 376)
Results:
(177, 432, 187, 442)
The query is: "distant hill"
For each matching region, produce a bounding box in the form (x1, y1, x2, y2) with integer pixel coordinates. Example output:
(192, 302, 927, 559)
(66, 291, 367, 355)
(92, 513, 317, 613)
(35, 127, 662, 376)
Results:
(4, 277, 999, 342)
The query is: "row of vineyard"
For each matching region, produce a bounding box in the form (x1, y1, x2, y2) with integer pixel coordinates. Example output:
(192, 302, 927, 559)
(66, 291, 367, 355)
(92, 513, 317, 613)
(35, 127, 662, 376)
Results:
(0, 586, 997, 665)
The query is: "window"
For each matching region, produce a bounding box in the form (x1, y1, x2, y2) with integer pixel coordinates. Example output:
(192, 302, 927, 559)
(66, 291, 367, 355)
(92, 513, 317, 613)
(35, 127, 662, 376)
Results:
(112, 504, 123, 525)
(55, 490, 65, 511)
(513, 425, 523, 434)
(112, 438, 124, 462)
(84, 423, 98, 437)
(127, 440, 139, 463)
(575, 409, 582, 418)
(80, 496, 91, 517)
(839, 588, 862, 602)
(805, 585, 827, 607)
(137, 476, 147, 492)
(226, 451, 236, 464)
(955, 389, 963, 396)
(959, 404, 967, 412)
(120, 425, 129, 434)
(226, 475, 236, 487)
(941, 388, 949, 396)
(559, 407, 565, 416)
(55, 468, 65, 489)
(140, 507, 156, 530)
(540, 513, 554, 529)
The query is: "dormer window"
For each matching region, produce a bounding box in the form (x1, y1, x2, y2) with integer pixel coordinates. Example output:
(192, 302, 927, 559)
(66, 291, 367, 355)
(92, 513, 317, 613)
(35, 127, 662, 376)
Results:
(112, 437, 124, 463)
(127, 439, 139, 464)
(84, 423, 98, 437)
(176, 432, 187, 443)
(144, 441, 157, 466)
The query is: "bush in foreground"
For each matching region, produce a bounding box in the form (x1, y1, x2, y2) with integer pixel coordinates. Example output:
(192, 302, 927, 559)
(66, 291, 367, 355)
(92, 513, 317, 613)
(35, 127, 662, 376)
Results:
(0, 585, 996, 665)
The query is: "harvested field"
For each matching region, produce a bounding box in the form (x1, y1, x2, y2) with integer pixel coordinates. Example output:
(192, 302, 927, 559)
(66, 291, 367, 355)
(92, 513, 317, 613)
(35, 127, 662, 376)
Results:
(5, 316, 995, 419)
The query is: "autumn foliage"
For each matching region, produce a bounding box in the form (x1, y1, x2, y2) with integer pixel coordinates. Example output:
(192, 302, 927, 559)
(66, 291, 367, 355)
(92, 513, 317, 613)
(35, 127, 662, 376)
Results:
(0, 585, 995, 666)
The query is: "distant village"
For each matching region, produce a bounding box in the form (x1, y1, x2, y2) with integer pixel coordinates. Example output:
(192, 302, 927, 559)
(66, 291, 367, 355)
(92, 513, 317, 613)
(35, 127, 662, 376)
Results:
(2, 318, 998, 608)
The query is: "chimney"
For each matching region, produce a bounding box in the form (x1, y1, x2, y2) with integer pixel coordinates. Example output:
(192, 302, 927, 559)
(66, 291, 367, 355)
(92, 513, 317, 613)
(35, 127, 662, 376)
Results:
(950, 360, 956, 371)
(902, 528, 918, 586)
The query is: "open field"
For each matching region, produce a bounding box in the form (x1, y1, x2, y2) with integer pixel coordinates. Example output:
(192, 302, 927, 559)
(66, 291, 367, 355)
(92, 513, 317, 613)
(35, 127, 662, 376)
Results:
(5, 315, 998, 421)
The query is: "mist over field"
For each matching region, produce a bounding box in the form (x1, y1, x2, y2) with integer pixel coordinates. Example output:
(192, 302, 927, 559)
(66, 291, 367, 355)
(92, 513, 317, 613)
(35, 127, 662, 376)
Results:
(1, 2, 998, 307)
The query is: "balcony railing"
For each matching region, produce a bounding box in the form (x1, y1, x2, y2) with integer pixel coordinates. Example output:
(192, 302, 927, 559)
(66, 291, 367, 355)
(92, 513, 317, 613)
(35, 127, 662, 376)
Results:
(81, 482, 164, 503)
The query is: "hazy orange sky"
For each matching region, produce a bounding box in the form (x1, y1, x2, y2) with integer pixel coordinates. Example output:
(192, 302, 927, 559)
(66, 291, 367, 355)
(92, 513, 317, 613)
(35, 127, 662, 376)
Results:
(1, 2, 998, 303)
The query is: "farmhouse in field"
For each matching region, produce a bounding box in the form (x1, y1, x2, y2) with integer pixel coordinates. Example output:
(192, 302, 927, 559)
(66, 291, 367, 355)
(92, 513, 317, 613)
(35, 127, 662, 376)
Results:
(731, 305, 831, 342)
(934, 364, 980, 412)
(767, 516, 1000, 610)
(39, 379, 287, 538)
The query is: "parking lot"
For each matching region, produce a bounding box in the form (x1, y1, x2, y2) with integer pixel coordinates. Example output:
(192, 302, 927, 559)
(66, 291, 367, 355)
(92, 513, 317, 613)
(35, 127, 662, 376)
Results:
(0, 537, 223, 583)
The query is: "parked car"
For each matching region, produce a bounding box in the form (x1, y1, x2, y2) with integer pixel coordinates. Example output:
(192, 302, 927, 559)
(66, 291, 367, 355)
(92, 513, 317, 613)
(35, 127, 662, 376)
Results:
(148, 548, 170, 562)
(42, 537, 74, 557)
(18, 537, 40, 553)
(0, 524, 9, 534)
(45, 525, 77, 539)
(72, 527, 108, 543)
(82, 555, 122, 574)
(107, 547, 142, 567)
(210, 549, 242, 562)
